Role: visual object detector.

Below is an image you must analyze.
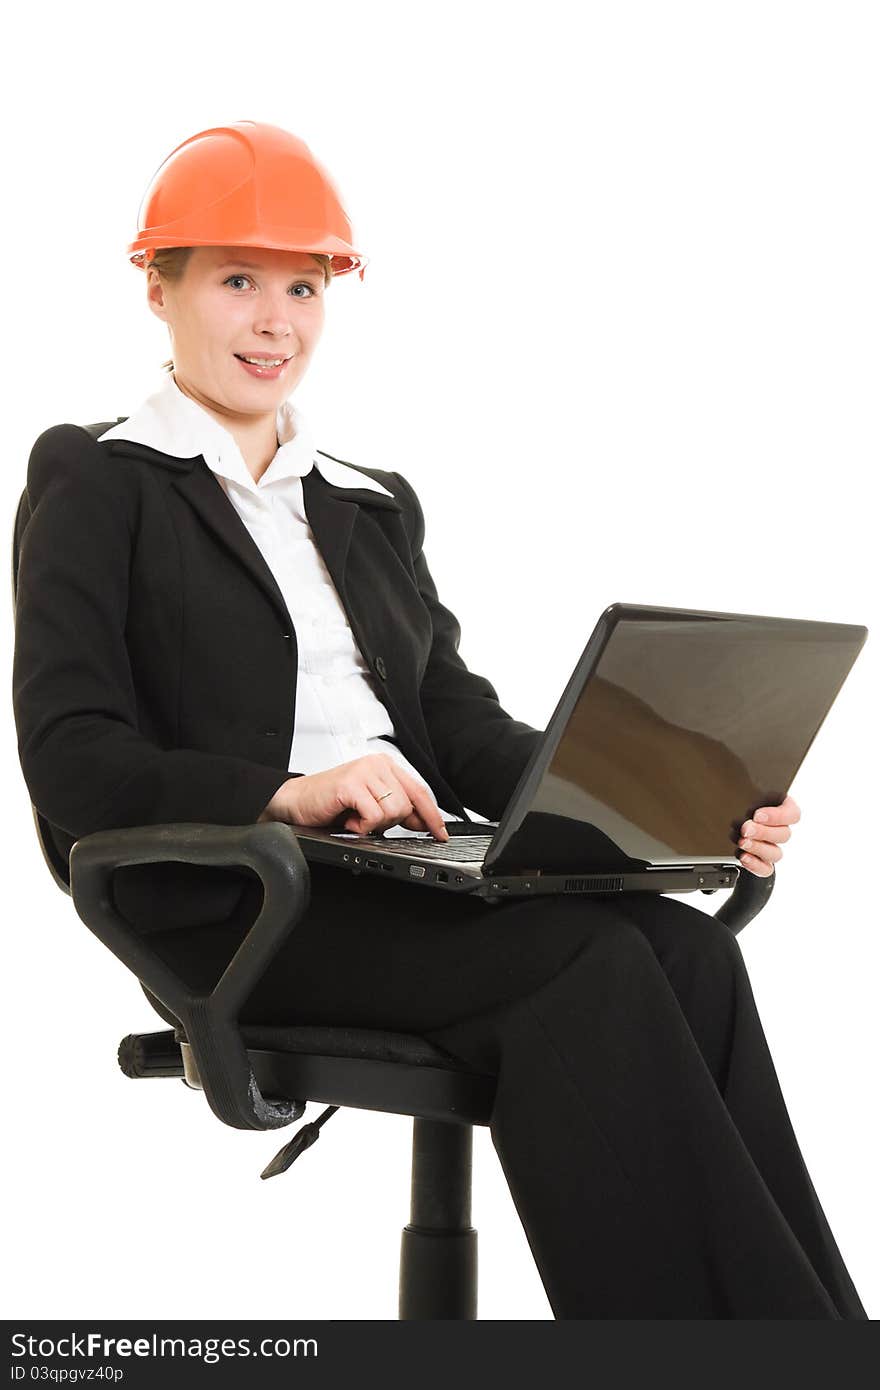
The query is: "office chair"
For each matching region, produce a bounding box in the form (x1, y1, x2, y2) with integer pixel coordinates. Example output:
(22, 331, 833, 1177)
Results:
(11, 475, 774, 1320)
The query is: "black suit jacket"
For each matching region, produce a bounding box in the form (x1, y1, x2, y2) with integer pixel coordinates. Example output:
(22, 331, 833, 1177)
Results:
(12, 420, 542, 933)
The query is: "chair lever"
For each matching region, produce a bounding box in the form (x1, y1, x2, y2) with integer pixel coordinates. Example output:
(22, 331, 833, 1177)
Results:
(260, 1105, 340, 1179)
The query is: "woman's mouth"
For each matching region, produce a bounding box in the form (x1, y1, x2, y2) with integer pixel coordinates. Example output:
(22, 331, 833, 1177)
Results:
(234, 353, 293, 380)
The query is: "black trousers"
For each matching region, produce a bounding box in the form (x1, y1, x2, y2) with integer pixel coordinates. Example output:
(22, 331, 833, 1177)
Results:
(144, 860, 870, 1320)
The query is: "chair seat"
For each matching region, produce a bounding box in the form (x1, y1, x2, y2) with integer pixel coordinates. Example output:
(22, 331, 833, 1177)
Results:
(173, 1023, 498, 1127)
(238, 1023, 479, 1068)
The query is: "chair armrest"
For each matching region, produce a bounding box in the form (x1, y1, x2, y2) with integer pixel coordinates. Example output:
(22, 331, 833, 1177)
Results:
(68, 821, 310, 1132)
(712, 863, 776, 934)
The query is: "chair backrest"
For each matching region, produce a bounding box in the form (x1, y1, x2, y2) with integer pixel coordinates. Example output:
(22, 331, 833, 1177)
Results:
(11, 419, 125, 895)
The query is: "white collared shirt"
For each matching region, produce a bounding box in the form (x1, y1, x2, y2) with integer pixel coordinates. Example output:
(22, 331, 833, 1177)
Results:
(97, 371, 461, 828)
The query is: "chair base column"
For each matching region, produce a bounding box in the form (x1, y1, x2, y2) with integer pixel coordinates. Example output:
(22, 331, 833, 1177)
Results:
(399, 1226, 478, 1319)
(398, 1118, 478, 1319)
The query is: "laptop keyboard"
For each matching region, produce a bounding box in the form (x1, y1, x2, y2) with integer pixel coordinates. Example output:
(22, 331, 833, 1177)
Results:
(323, 820, 499, 861)
(331, 833, 494, 861)
(372, 835, 492, 861)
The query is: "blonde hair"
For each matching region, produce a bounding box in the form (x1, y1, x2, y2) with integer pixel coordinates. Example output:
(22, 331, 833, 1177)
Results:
(148, 247, 334, 371)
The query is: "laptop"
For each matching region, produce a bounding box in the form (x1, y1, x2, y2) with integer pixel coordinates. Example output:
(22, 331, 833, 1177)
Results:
(290, 603, 868, 902)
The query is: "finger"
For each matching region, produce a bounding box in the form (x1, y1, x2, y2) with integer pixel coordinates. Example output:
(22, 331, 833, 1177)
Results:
(739, 852, 775, 877)
(335, 780, 404, 834)
(754, 795, 801, 827)
(365, 775, 416, 827)
(356, 769, 436, 837)
(392, 769, 449, 840)
(400, 806, 433, 832)
(740, 819, 792, 844)
(344, 780, 410, 834)
(738, 837, 783, 866)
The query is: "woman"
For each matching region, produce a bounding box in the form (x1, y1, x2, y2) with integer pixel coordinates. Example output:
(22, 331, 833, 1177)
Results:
(12, 120, 868, 1319)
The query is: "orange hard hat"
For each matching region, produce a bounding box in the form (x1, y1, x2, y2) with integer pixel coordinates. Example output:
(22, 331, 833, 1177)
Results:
(127, 120, 368, 281)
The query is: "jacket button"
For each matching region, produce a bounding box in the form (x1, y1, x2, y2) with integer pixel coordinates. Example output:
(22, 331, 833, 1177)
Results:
(263, 729, 278, 738)
(374, 655, 387, 680)
(281, 633, 291, 640)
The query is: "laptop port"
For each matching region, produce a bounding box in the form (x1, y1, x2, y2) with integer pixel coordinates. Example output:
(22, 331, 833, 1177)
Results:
(436, 870, 448, 883)
(366, 859, 379, 869)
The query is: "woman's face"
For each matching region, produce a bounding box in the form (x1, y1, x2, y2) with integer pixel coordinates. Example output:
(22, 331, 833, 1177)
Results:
(146, 245, 326, 418)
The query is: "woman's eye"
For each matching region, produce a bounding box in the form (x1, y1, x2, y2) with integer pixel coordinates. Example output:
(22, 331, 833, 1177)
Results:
(223, 274, 315, 297)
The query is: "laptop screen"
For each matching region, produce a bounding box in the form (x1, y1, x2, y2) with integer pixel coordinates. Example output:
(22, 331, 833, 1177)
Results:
(486, 604, 867, 873)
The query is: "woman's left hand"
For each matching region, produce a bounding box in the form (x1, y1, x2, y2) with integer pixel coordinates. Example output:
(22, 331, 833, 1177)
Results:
(737, 794, 801, 877)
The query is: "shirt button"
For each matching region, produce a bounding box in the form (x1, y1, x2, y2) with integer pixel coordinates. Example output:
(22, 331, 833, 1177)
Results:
(374, 655, 387, 680)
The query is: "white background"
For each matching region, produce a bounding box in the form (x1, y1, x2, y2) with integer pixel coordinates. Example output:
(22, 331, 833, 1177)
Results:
(1, 0, 877, 1322)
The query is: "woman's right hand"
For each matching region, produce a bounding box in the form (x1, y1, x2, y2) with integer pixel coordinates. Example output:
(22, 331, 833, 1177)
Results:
(257, 753, 449, 841)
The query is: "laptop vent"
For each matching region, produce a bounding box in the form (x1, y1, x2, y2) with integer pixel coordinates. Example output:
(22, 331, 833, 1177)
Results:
(563, 875, 625, 893)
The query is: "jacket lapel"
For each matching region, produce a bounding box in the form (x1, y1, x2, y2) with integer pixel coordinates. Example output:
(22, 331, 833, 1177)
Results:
(106, 439, 402, 634)
(298, 470, 441, 777)
(300, 464, 403, 609)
